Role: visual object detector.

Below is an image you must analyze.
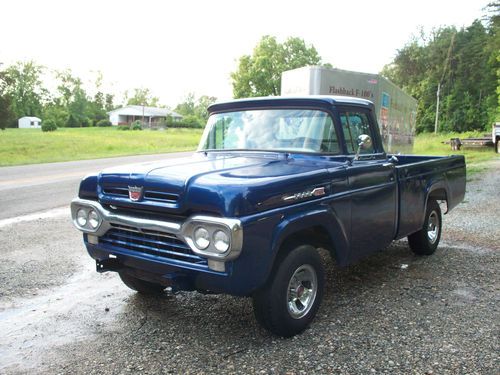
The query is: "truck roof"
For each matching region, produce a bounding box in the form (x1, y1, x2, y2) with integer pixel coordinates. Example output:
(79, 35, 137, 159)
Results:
(209, 95, 374, 113)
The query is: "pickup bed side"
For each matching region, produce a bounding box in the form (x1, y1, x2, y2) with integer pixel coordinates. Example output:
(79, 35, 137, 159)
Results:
(395, 155, 466, 239)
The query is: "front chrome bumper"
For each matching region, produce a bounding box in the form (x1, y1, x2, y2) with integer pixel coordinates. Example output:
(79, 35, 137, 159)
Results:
(70, 198, 243, 265)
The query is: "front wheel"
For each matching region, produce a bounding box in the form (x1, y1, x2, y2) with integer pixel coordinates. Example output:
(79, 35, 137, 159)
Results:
(252, 244, 325, 337)
(408, 199, 442, 255)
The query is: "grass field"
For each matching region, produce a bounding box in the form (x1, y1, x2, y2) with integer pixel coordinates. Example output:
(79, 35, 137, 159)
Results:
(414, 131, 499, 175)
(0, 128, 498, 168)
(0, 127, 203, 166)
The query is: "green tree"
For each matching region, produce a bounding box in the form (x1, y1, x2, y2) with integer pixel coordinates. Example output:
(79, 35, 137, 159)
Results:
(125, 88, 159, 107)
(105, 94, 115, 112)
(88, 71, 109, 121)
(55, 69, 91, 126)
(66, 113, 79, 128)
(231, 36, 328, 98)
(174, 92, 196, 116)
(174, 93, 217, 124)
(43, 104, 69, 128)
(2, 61, 46, 122)
(194, 95, 217, 122)
(0, 67, 15, 129)
(381, 15, 499, 133)
(485, 1, 500, 120)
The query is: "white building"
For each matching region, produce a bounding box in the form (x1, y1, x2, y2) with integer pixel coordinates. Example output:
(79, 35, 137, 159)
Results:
(18, 116, 42, 129)
(108, 106, 182, 126)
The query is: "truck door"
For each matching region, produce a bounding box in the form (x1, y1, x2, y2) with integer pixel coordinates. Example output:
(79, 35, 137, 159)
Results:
(338, 108, 397, 262)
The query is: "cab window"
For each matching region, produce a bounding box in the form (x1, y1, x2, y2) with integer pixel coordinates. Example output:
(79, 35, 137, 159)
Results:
(339, 111, 375, 154)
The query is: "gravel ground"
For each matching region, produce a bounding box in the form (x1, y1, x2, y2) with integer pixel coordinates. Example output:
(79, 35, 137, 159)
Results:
(0, 160, 498, 375)
(0, 213, 84, 300)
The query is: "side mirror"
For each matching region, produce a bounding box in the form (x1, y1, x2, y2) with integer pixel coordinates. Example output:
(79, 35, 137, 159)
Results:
(354, 134, 372, 160)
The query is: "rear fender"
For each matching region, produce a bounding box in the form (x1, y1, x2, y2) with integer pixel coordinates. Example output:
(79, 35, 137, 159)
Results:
(424, 179, 449, 218)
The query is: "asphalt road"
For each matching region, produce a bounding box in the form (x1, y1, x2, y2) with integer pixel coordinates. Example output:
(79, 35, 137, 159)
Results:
(0, 152, 192, 220)
(0, 158, 498, 374)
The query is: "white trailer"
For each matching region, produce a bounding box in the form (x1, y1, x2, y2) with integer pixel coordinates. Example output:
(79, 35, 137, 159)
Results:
(281, 66, 417, 153)
(18, 116, 42, 129)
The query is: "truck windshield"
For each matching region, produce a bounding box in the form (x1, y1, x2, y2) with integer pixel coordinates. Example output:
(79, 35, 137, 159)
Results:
(198, 109, 339, 153)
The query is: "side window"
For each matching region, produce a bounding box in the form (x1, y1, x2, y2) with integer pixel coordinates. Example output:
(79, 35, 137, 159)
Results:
(339, 111, 375, 154)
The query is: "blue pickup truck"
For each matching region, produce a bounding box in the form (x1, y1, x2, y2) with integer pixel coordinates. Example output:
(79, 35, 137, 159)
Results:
(71, 96, 466, 337)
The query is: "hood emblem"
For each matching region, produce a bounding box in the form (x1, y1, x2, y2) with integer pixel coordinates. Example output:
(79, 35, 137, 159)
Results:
(128, 186, 144, 201)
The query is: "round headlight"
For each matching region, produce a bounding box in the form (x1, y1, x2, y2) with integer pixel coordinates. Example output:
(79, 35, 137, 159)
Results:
(88, 210, 100, 229)
(76, 209, 87, 227)
(194, 227, 210, 249)
(213, 230, 230, 253)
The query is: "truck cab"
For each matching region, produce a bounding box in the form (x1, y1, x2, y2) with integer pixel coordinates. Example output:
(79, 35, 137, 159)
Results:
(72, 96, 465, 337)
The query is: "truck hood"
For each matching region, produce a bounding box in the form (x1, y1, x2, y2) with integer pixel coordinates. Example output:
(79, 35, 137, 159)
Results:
(96, 152, 346, 217)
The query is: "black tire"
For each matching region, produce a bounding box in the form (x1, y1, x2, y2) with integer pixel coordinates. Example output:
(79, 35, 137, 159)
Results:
(119, 272, 165, 295)
(252, 244, 325, 337)
(408, 199, 442, 255)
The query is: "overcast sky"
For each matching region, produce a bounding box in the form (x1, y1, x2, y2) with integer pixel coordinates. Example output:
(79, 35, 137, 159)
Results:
(0, 0, 492, 107)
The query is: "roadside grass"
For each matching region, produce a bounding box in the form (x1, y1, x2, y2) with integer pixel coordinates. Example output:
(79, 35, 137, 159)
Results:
(414, 131, 499, 177)
(1, 128, 498, 169)
(0, 127, 203, 166)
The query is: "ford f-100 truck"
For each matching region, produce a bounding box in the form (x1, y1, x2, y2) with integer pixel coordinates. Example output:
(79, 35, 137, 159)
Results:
(71, 96, 466, 337)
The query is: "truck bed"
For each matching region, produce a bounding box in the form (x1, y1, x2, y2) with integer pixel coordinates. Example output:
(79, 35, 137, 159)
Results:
(392, 154, 466, 239)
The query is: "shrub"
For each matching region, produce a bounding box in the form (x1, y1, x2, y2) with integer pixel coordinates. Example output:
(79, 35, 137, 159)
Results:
(43, 106, 68, 128)
(81, 117, 91, 127)
(66, 114, 79, 128)
(96, 119, 112, 127)
(131, 120, 143, 130)
(41, 119, 57, 132)
(166, 116, 204, 129)
(117, 125, 130, 131)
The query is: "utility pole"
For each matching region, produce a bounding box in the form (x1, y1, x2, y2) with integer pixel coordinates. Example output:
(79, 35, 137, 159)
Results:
(435, 33, 455, 134)
(434, 83, 440, 133)
(142, 103, 145, 127)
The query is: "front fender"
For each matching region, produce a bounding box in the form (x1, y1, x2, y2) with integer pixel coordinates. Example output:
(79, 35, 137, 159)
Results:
(264, 200, 350, 281)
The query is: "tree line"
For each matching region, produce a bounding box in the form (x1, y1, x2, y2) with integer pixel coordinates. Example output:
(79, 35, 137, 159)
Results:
(381, 2, 500, 133)
(230, 5, 499, 133)
(2, 4, 498, 134)
(0, 63, 215, 130)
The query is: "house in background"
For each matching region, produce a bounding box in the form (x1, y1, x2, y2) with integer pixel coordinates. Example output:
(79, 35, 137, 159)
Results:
(108, 106, 182, 127)
(18, 116, 42, 129)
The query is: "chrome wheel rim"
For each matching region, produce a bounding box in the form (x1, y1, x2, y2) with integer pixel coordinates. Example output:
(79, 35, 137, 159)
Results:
(287, 264, 317, 319)
(427, 210, 439, 244)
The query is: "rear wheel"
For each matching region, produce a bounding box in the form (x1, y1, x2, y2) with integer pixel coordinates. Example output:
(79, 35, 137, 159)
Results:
(408, 199, 442, 255)
(252, 244, 325, 337)
(119, 272, 165, 295)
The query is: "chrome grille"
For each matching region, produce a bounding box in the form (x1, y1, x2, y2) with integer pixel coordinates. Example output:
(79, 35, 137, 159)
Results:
(102, 187, 179, 203)
(99, 224, 207, 267)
